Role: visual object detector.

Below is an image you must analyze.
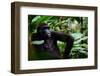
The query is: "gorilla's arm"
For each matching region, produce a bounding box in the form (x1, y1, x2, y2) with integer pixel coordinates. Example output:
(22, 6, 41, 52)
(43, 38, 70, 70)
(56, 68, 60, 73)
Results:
(52, 31, 74, 58)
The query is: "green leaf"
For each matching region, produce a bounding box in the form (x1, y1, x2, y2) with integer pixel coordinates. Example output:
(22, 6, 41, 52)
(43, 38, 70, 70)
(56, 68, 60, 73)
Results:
(74, 36, 88, 44)
(71, 33, 83, 40)
(31, 16, 53, 26)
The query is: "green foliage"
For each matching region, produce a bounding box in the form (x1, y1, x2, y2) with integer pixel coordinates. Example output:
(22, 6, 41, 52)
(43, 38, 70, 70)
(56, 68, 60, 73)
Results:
(28, 15, 88, 59)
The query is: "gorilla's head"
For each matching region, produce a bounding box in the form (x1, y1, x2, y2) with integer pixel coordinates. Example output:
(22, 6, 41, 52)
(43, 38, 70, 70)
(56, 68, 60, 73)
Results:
(37, 23, 51, 38)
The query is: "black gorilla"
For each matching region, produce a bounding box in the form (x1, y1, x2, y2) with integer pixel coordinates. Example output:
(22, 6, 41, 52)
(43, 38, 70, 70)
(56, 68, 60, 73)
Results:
(31, 23, 74, 60)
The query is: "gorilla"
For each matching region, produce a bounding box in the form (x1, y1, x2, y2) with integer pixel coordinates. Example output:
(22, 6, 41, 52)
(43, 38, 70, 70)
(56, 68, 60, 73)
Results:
(31, 23, 74, 60)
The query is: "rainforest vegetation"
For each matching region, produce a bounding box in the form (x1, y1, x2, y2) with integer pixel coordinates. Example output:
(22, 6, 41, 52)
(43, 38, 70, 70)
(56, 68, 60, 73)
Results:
(28, 15, 88, 60)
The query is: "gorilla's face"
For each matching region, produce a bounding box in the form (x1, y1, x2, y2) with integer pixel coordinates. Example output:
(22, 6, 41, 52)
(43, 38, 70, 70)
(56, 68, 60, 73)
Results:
(44, 29, 51, 38)
(39, 27, 51, 38)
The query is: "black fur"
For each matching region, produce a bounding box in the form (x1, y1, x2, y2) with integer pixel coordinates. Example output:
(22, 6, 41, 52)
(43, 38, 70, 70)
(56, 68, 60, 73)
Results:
(31, 24, 74, 59)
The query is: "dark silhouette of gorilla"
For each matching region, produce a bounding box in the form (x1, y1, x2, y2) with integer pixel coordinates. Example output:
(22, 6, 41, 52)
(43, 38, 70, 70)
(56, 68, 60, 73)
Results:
(31, 23, 74, 60)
